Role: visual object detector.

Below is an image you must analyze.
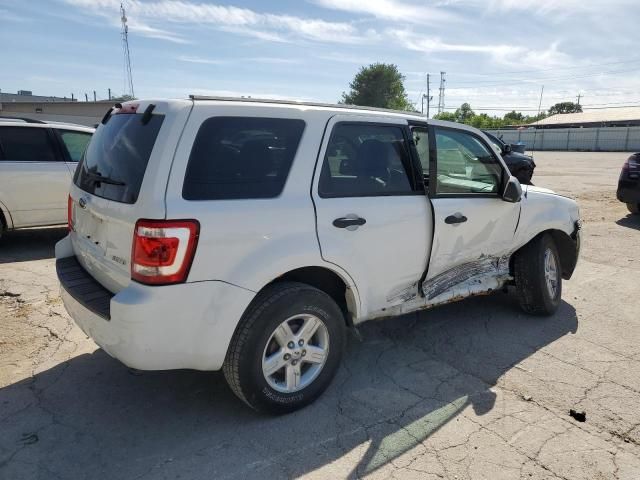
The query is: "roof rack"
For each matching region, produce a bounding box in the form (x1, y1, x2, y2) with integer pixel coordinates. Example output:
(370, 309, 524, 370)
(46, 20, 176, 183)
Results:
(0, 116, 47, 124)
(188, 95, 426, 117)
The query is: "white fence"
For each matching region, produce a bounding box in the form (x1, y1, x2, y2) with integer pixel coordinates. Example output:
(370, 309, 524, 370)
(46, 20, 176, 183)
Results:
(486, 127, 640, 152)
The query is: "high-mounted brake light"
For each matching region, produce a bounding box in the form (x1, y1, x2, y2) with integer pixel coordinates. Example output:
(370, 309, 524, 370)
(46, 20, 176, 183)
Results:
(131, 219, 199, 285)
(67, 195, 74, 231)
(114, 103, 139, 114)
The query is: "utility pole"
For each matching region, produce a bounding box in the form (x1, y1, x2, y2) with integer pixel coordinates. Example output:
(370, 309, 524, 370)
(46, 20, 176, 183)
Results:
(437, 71, 446, 115)
(576, 93, 581, 106)
(84, 93, 88, 102)
(93, 90, 97, 102)
(108, 88, 112, 100)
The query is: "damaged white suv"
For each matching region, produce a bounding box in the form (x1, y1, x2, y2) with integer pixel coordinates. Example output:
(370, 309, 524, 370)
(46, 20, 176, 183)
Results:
(56, 98, 580, 413)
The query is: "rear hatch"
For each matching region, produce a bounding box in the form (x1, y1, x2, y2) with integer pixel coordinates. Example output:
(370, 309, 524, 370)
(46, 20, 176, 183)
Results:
(69, 100, 192, 293)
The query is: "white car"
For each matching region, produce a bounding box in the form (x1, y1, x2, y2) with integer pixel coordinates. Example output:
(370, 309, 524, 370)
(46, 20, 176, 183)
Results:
(56, 98, 580, 413)
(0, 118, 93, 236)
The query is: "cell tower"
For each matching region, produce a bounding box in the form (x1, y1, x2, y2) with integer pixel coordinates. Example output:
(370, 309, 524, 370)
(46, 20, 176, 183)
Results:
(437, 71, 446, 115)
(120, 2, 135, 98)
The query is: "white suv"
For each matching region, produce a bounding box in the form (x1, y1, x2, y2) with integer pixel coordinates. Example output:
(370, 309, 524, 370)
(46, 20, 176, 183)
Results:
(56, 98, 580, 413)
(0, 118, 93, 236)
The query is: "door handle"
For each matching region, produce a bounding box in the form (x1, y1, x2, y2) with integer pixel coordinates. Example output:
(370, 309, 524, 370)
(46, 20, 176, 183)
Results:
(444, 213, 467, 224)
(333, 217, 366, 229)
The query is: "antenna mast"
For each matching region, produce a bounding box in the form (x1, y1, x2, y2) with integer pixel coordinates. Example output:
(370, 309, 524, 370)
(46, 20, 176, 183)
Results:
(437, 71, 446, 115)
(120, 2, 135, 98)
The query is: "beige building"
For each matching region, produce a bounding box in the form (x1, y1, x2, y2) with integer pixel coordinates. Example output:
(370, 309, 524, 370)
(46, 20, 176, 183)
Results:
(0, 100, 111, 126)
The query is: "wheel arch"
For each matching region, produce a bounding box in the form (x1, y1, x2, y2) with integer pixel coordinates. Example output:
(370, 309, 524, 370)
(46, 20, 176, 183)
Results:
(510, 228, 579, 280)
(0, 198, 13, 231)
(263, 266, 359, 327)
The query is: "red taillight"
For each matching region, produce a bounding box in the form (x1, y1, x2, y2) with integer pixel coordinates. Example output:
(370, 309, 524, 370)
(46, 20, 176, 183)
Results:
(67, 195, 74, 231)
(131, 219, 199, 285)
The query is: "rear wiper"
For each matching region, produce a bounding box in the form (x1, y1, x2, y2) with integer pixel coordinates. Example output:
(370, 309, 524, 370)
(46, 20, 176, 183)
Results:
(85, 171, 126, 186)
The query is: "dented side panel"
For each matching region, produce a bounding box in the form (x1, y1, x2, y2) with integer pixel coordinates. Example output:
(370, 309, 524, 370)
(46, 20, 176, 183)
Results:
(425, 196, 521, 283)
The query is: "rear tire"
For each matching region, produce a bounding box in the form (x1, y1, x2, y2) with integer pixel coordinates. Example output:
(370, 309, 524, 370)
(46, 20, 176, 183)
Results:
(627, 203, 640, 215)
(513, 234, 562, 316)
(223, 281, 346, 414)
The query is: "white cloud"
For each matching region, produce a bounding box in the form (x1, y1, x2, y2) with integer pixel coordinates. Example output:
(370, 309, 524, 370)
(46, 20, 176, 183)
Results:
(64, 0, 371, 44)
(177, 55, 299, 65)
(388, 29, 575, 71)
(313, 0, 459, 25)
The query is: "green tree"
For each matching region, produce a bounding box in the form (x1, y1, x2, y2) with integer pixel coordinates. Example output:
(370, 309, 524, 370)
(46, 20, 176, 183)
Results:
(341, 63, 414, 111)
(504, 110, 524, 123)
(548, 102, 582, 115)
(454, 102, 475, 122)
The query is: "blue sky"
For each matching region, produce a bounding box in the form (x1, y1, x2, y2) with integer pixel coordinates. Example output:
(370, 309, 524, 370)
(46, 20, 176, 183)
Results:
(1, 0, 639, 115)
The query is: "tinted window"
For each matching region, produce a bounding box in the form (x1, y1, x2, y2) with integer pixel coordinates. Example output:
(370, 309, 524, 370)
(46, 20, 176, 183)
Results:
(435, 128, 502, 194)
(75, 113, 164, 204)
(0, 127, 56, 162)
(59, 130, 92, 162)
(319, 123, 414, 197)
(183, 117, 305, 200)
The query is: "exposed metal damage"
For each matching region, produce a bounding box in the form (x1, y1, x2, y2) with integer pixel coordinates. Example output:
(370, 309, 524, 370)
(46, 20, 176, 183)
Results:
(422, 254, 511, 300)
(365, 254, 513, 323)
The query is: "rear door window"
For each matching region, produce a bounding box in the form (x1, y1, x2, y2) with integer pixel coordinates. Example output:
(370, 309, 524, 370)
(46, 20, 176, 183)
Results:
(59, 130, 92, 162)
(0, 127, 57, 162)
(74, 113, 164, 204)
(182, 117, 305, 200)
(319, 123, 416, 197)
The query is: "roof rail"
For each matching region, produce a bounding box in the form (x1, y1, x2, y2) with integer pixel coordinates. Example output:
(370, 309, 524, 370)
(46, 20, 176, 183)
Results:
(0, 116, 47, 124)
(188, 95, 425, 117)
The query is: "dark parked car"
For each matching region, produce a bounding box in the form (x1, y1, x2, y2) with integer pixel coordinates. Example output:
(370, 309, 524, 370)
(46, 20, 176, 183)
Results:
(617, 152, 640, 214)
(483, 131, 536, 184)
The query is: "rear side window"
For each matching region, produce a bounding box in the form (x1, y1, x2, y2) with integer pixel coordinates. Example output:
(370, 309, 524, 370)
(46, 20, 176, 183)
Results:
(319, 123, 415, 197)
(0, 127, 57, 162)
(59, 130, 92, 162)
(74, 113, 164, 204)
(183, 117, 305, 200)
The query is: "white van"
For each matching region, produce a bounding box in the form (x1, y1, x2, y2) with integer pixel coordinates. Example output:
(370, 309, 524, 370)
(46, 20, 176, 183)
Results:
(56, 98, 580, 413)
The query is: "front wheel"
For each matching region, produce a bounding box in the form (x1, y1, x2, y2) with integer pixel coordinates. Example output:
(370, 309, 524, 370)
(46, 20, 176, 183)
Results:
(627, 203, 640, 215)
(513, 234, 562, 315)
(223, 282, 346, 414)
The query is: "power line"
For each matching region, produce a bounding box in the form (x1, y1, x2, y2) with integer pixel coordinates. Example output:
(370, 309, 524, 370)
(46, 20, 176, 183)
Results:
(447, 66, 640, 89)
(445, 58, 640, 80)
(439, 103, 640, 112)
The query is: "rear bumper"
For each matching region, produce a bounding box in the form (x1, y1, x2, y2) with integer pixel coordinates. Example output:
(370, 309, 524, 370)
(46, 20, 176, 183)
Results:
(55, 236, 255, 371)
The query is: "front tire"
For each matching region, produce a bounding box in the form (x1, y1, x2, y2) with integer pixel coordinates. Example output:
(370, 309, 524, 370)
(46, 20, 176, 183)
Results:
(627, 202, 640, 215)
(223, 282, 346, 414)
(513, 234, 562, 315)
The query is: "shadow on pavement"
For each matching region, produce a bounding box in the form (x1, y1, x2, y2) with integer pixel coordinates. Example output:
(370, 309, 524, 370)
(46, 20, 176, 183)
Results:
(0, 293, 577, 479)
(0, 227, 67, 264)
(616, 214, 640, 231)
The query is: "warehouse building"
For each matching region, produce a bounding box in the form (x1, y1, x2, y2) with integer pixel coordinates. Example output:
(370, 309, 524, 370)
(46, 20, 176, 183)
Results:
(0, 99, 109, 127)
(530, 107, 640, 129)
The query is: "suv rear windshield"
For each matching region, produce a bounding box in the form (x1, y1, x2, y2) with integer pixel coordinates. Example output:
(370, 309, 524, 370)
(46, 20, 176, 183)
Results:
(74, 113, 164, 204)
(183, 117, 305, 200)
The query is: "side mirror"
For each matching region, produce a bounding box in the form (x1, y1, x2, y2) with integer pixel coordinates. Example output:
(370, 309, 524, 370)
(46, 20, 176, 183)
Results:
(503, 143, 512, 154)
(503, 176, 522, 203)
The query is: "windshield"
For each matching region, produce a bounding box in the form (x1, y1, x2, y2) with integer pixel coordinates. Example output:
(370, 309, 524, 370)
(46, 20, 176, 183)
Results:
(74, 113, 164, 204)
